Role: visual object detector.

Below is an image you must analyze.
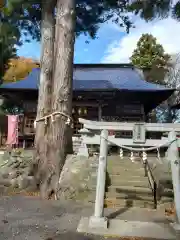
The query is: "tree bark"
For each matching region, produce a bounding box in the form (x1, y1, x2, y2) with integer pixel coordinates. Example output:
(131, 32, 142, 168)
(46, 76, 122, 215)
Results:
(33, 0, 56, 198)
(54, 0, 75, 156)
(51, 0, 76, 197)
(34, 0, 76, 199)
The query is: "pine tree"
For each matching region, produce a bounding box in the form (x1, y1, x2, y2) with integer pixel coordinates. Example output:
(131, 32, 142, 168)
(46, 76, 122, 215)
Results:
(130, 34, 171, 84)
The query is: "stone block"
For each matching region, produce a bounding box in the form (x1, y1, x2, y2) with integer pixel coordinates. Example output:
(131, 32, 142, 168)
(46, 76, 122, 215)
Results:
(8, 170, 18, 179)
(17, 175, 35, 189)
(170, 222, 180, 232)
(89, 216, 108, 229)
(10, 178, 18, 188)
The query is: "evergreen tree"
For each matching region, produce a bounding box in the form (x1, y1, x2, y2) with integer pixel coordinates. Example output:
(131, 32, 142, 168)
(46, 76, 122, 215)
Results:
(130, 34, 171, 84)
(128, 0, 180, 21)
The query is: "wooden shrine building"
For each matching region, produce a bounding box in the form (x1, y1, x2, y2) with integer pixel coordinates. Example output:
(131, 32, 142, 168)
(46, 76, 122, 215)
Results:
(0, 64, 175, 147)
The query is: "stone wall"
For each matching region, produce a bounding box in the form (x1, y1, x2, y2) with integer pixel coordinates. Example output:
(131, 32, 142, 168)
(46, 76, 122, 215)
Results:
(58, 155, 98, 201)
(0, 149, 36, 194)
(148, 158, 173, 200)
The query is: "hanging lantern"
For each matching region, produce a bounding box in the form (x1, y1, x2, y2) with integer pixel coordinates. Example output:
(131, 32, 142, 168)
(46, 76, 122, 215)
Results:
(142, 150, 147, 163)
(84, 108, 87, 115)
(44, 117, 48, 125)
(130, 151, 134, 162)
(78, 108, 82, 115)
(51, 114, 55, 123)
(157, 148, 160, 159)
(119, 148, 123, 159)
(34, 120, 36, 129)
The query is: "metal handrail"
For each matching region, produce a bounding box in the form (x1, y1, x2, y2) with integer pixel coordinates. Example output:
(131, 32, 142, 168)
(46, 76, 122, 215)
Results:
(143, 160, 157, 209)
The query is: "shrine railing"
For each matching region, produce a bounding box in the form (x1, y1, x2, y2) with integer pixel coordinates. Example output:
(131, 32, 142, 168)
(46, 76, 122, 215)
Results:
(144, 159, 157, 209)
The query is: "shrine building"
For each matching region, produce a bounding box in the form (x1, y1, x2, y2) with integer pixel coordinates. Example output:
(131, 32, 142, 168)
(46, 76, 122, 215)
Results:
(0, 64, 175, 147)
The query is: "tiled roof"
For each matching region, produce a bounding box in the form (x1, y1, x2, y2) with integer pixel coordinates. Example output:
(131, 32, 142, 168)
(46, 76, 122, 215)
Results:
(0, 64, 174, 92)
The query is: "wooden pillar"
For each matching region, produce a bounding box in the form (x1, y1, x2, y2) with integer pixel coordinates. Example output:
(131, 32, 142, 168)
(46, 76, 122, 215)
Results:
(89, 129, 108, 229)
(168, 131, 180, 228)
(98, 104, 102, 121)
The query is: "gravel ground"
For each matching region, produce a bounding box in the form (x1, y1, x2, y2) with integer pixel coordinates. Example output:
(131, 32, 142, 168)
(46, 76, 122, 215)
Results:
(0, 195, 175, 240)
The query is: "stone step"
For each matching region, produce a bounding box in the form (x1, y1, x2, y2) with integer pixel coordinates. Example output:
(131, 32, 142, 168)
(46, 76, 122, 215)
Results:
(107, 160, 144, 166)
(91, 171, 145, 178)
(107, 164, 144, 170)
(105, 192, 153, 201)
(87, 188, 173, 203)
(87, 191, 154, 202)
(81, 190, 173, 209)
(105, 186, 174, 198)
(90, 177, 148, 187)
(107, 159, 143, 164)
(107, 158, 142, 163)
(104, 198, 154, 208)
(91, 177, 149, 188)
(107, 169, 145, 176)
(160, 189, 174, 198)
(108, 174, 146, 180)
(86, 197, 155, 209)
(107, 160, 143, 166)
(91, 173, 146, 180)
(105, 192, 173, 203)
(105, 185, 153, 195)
(160, 196, 174, 204)
(108, 179, 149, 188)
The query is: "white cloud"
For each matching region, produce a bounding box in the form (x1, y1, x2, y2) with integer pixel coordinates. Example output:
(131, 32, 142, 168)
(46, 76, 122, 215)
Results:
(102, 17, 180, 63)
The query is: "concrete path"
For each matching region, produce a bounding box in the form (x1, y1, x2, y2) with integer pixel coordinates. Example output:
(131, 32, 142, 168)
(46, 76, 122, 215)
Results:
(78, 217, 176, 240)
(0, 195, 177, 240)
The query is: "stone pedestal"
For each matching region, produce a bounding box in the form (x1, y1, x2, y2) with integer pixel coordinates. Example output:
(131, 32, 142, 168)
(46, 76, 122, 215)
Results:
(170, 222, 180, 239)
(170, 222, 180, 232)
(77, 142, 89, 157)
(89, 216, 108, 229)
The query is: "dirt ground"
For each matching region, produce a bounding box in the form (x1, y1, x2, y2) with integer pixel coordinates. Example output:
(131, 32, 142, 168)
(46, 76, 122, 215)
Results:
(0, 195, 175, 240)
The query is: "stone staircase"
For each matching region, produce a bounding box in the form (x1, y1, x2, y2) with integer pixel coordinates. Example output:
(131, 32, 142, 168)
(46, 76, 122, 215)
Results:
(87, 155, 173, 210)
(104, 156, 155, 209)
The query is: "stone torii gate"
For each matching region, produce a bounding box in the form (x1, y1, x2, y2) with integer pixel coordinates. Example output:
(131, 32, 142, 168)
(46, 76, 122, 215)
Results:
(77, 118, 180, 235)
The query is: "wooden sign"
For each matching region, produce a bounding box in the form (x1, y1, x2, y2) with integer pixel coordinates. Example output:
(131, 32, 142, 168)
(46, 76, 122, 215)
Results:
(133, 123, 146, 143)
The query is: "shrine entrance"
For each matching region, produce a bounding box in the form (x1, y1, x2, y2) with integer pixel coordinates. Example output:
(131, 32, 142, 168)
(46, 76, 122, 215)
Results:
(72, 105, 99, 135)
(77, 118, 180, 235)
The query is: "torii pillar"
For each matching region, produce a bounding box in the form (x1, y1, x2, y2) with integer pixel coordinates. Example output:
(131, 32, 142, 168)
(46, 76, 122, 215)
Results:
(89, 129, 108, 229)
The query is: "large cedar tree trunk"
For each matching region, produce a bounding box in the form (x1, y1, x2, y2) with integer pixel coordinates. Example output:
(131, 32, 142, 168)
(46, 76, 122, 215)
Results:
(50, 0, 76, 198)
(33, 0, 56, 198)
(34, 0, 76, 199)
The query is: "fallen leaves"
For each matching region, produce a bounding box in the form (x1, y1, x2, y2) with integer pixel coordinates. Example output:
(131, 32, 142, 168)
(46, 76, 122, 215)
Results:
(165, 205, 176, 216)
(5, 189, 40, 198)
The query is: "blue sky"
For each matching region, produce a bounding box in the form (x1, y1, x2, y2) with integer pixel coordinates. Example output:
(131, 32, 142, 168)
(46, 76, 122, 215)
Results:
(17, 22, 125, 63)
(17, 17, 180, 63)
